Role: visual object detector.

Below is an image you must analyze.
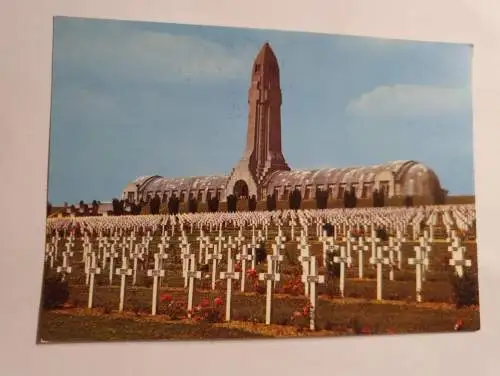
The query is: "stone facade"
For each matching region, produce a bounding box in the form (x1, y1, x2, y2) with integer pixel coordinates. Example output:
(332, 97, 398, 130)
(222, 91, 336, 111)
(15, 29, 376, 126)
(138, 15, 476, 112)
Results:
(123, 43, 445, 205)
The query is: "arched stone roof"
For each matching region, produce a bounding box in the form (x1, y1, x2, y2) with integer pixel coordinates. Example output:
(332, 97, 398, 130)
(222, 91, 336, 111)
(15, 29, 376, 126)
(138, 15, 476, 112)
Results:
(265, 160, 433, 191)
(399, 163, 442, 196)
(137, 175, 229, 194)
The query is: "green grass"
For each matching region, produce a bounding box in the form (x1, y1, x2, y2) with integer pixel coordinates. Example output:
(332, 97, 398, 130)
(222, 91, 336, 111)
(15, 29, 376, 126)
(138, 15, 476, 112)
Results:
(39, 222, 480, 342)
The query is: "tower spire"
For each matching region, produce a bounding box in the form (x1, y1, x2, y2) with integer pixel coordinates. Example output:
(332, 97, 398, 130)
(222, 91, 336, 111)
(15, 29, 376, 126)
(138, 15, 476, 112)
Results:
(226, 42, 290, 200)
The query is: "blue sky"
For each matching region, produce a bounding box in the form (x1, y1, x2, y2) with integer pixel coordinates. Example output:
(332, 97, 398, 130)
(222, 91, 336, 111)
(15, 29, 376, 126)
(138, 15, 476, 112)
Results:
(48, 16, 474, 204)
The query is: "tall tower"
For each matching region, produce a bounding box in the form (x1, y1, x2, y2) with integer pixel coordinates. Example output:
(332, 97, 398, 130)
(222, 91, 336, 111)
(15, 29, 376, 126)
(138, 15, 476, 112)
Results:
(226, 42, 290, 200)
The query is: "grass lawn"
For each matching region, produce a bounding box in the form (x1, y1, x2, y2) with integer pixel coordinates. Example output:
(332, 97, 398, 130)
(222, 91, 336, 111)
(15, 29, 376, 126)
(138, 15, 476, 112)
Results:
(37, 293, 480, 343)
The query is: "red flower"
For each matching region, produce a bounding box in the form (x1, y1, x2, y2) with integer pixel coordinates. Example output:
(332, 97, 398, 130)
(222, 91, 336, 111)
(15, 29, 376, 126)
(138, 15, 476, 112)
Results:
(302, 305, 311, 316)
(454, 319, 463, 331)
(360, 327, 372, 335)
(160, 294, 173, 302)
(247, 269, 257, 278)
(214, 296, 224, 306)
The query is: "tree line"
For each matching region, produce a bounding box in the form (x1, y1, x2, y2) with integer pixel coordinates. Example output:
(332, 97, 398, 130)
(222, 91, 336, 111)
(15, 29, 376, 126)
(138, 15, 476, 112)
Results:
(78, 186, 418, 218)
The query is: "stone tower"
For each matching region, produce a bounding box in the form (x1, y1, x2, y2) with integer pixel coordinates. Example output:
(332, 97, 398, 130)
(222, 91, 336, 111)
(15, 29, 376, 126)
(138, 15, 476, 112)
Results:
(226, 42, 290, 200)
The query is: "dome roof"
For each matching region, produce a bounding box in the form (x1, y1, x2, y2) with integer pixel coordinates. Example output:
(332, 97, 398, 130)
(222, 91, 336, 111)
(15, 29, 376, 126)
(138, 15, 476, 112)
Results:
(266, 160, 416, 191)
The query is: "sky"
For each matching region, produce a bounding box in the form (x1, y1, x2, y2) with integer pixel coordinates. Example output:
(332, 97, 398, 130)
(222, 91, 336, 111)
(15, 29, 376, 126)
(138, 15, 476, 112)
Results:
(47, 16, 474, 204)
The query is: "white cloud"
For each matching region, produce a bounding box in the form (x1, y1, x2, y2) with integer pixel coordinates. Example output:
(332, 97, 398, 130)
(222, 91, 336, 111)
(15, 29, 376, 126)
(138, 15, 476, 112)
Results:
(55, 20, 255, 84)
(346, 84, 471, 118)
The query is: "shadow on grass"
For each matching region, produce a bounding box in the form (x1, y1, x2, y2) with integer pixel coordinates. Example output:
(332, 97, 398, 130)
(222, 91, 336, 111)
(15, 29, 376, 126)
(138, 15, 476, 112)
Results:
(37, 311, 268, 344)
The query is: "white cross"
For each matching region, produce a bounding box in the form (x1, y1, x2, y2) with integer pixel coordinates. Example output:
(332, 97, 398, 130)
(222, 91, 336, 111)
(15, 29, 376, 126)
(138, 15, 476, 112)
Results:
(365, 230, 381, 268)
(207, 244, 223, 290)
(220, 250, 240, 322)
(383, 238, 399, 281)
(342, 232, 355, 268)
(259, 255, 281, 325)
(147, 253, 165, 316)
(203, 236, 212, 265)
(369, 246, 390, 301)
(185, 253, 202, 319)
(297, 239, 311, 297)
(56, 248, 73, 278)
(234, 228, 246, 249)
(107, 246, 119, 286)
(247, 234, 259, 270)
(351, 238, 369, 279)
(129, 244, 143, 286)
(180, 243, 193, 288)
(215, 229, 225, 259)
(271, 243, 285, 288)
(224, 236, 237, 261)
(157, 248, 169, 288)
(127, 233, 136, 252)
(408, 245, 429, 302)
(236, 244, 252, 292)
(394, 230, 406, 269)
(115, 256, 132, 312)
(333, 245, 352, 297)
(289, 219, 296, 241)
(301, 256, 325, 331)
(196, 230, 207, 264)
(87, 252, 101, 309)
(449, 246, 472, 277)
(45, 243, 55, 268)
(143, 231, 153, 244)
(416, 238, 432, 282)
(274, 229, 286, 248)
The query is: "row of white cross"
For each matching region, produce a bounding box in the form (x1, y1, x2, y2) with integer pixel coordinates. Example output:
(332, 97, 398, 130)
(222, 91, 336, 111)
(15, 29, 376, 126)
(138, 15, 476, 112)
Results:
(47, 204, 476, 243)
(44, 221, 473, 330)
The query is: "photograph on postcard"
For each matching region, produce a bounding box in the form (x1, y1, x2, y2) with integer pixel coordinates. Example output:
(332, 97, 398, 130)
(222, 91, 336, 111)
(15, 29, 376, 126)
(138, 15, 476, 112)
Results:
(38, 16, 479, 343)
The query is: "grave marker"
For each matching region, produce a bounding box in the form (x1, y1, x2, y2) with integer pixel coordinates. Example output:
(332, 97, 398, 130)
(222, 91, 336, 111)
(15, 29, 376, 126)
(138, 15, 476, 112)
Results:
(220, 250, 240, 321)
(259, 255, 281, 325)
(147, 253, 165, 316)
(408, 245, 429, 302)
(115, 256, 133, 312)
(236, 244, 252, 292)
(301, 256, 325, 331)
(186, 253, 202, 319)
(87, 252, 101, 309)
(333, 245, 352, 297)
(369, 246, 390, 301)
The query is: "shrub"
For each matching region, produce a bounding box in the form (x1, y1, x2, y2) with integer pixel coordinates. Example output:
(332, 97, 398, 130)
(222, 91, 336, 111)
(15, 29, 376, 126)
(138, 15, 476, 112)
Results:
(404, 195, 413, 207)
(207, 196, 219, 213)
(266, 194, 277, 211)
(325, 253, 341, 278)
(248, 195, 257, 211)
(42, 276, 69, 309)
(322, 223, 334, 237)
(226, 194, 237, 213)
(289, 189, 302, 210)
(149, 194, 161, 215)
(255, 247, 267, 264)
(375, 227, 389, 241)
(188, 196, 198, 213)
(315, 188, 328, 209)
(450, 269, 479, 308)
